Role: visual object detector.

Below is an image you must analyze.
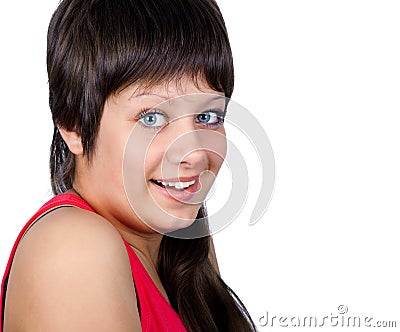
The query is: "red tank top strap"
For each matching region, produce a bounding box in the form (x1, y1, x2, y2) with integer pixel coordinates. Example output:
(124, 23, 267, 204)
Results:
(2, 194, 94, 281)
(1, 193, 94, 332)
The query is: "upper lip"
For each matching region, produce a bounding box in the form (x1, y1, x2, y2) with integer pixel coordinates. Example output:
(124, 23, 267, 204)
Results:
(152, 175, 200, 182)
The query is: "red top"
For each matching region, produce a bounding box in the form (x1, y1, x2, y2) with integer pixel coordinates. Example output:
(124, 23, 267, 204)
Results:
(1, 193, 187, 332)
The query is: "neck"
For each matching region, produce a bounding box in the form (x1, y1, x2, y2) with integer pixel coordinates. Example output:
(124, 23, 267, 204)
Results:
(119, 226, 163, 267)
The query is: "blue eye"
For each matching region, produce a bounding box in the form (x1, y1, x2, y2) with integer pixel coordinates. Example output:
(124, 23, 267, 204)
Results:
(196, 110, 224, 128)
(138, 109, 167, 128)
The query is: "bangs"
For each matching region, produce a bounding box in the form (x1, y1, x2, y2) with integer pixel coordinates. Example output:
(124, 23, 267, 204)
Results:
(90, 0, 233, 97)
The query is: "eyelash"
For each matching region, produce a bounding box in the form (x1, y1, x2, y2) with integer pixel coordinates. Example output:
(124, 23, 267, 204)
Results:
(136, 108, 225, 130)
(195, 110, 225, 128)
(137, 108, 167, 131)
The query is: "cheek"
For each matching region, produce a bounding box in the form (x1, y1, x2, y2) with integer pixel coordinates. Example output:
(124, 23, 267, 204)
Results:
(98, 127, 129, 182)
(124, 142, 147, 184)
(140, 131, 172, 177)
(209, 152, 225, 172)
(123, 128, 158, 195)
(207, 131, 227, 173)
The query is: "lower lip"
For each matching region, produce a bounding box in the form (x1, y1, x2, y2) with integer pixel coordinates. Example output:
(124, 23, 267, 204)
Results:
(150, 179, 199, 203)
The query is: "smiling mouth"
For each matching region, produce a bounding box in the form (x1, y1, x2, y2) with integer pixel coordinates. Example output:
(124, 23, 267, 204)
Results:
(150, 179, 196, 190)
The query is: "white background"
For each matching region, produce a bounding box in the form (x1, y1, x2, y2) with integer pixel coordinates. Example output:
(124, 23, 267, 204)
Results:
(1, 0, 399, 329)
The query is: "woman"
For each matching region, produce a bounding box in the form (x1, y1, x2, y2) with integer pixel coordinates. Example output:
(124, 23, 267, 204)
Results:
(1, 0, 257, 331)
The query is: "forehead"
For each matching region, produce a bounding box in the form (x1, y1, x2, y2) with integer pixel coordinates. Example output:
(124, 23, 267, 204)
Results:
(127, 76, 224, 100)
(108, 77, 226, 113)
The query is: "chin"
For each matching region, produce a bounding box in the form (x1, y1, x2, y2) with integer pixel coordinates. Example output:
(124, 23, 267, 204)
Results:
(150, 208, 212, 239)
(149, 214, 198, 234)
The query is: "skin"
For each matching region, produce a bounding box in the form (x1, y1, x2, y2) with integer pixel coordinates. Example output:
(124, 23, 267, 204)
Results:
(4, 77, 225, 331)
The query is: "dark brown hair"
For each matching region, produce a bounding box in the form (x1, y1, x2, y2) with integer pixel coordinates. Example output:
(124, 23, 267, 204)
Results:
(48, 0, 256, 330)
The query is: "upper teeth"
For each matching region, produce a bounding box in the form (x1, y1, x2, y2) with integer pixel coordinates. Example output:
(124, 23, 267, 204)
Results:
(157, 180, 195, 189)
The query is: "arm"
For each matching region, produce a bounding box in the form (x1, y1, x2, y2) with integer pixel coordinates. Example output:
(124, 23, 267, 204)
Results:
(4, 207, 141, 332)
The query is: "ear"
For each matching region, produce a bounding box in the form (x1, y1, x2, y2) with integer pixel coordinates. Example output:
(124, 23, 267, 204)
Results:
(58, 127, 84, 155)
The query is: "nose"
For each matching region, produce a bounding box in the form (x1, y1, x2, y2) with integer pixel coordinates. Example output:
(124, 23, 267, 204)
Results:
(165, 117, 208, 169)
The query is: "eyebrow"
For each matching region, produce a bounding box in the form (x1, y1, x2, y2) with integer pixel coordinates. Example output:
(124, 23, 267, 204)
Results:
(129, 92, 226, 101)
(129, 93, 168, 100)
(205, 95, 226, 102)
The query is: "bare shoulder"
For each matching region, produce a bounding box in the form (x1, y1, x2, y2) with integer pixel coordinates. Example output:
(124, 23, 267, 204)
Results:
(4, 207, 141, 332)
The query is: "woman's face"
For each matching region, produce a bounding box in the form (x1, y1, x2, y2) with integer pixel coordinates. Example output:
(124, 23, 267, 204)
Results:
(76, 78, 227, 235)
